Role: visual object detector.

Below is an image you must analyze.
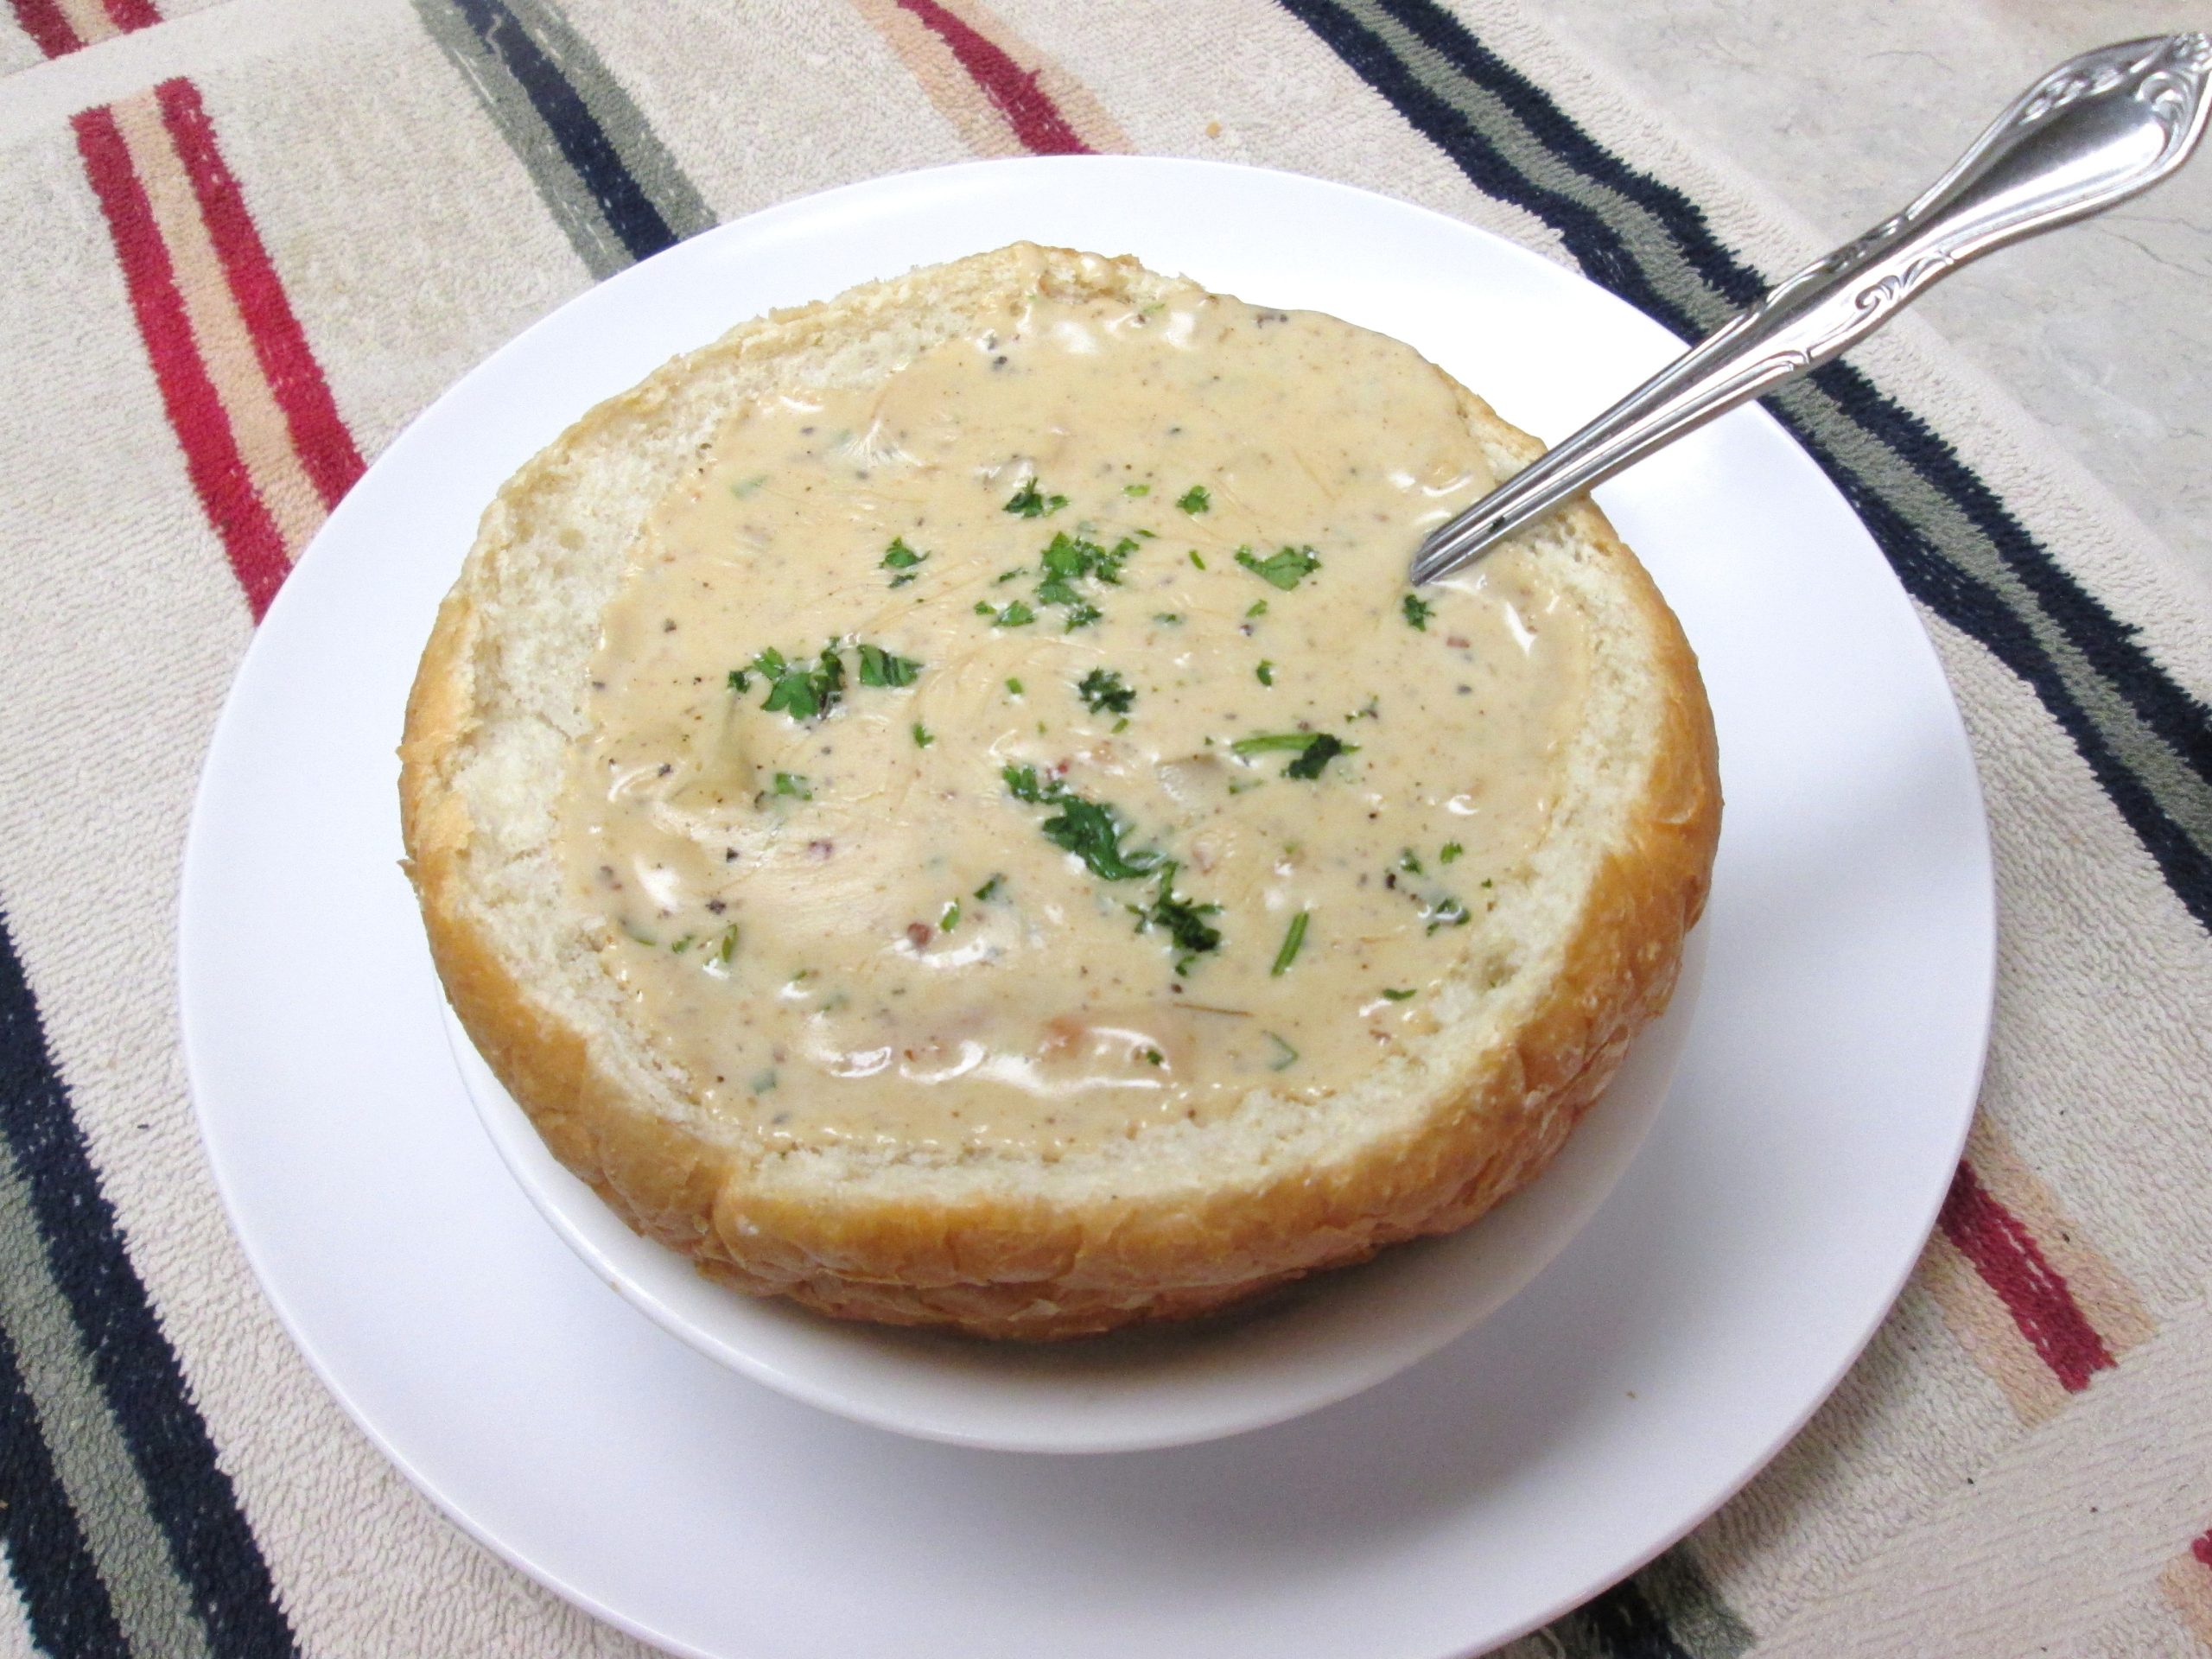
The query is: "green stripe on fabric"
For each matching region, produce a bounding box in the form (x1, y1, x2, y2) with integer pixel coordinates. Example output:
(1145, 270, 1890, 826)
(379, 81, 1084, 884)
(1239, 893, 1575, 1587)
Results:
(0, 1142, 214, 1659)
(1777, 374, 2212, 847)
(499, 0, 715, 243)
(411, 0, 712, 279)
(1337, 0, 1739, 333)
(1635, 1546, 1757, 1657)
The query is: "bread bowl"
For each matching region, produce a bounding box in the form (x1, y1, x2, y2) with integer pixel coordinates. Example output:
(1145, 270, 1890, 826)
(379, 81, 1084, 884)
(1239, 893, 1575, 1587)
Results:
(399, 243, 1719, 1339)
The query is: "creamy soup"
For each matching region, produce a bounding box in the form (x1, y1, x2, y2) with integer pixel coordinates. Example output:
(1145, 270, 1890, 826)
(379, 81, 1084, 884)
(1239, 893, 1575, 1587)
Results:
(558, 283, 1588, 1156)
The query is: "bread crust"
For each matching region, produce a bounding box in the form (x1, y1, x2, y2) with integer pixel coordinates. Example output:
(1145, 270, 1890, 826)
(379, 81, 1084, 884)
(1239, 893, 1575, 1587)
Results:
(399, 247, 1720, 1339)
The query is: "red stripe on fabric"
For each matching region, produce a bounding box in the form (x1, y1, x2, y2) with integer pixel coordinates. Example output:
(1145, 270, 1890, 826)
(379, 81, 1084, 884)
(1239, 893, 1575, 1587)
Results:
(73, 105, 291, 619)
(1938, 1160, 2115, 1392)
(154, 79, 363, 512)
(101, 0, 162, 29)
(10, 0, 83, 56)
(2193, 1530, 2212, 1571)
(893, 0, 1090, 156)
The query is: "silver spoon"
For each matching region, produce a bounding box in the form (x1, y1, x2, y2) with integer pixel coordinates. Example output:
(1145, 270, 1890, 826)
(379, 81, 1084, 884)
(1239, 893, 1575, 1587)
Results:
(1411, 33, 2212, 586)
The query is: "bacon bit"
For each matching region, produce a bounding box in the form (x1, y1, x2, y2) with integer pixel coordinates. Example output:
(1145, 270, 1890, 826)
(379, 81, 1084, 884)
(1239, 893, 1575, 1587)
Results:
(906, 921, 934, 949)
(1446, 635, 1470, 649)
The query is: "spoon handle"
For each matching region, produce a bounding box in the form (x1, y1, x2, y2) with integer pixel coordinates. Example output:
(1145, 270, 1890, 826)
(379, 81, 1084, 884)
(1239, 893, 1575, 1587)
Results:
(1411, 33, 2212, 585)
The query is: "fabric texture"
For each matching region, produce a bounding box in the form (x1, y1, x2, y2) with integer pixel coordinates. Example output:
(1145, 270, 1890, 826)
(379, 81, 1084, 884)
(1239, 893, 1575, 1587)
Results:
(0, 1, 2207, 1653)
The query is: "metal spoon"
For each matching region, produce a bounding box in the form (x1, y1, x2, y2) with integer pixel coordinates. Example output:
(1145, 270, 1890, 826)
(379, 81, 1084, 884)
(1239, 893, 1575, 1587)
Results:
(1411, 33, 2211, 586)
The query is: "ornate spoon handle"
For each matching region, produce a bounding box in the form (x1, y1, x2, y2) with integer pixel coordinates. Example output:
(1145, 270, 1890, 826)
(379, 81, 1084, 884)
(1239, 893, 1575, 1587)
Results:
(1411, 33, 2212, 585)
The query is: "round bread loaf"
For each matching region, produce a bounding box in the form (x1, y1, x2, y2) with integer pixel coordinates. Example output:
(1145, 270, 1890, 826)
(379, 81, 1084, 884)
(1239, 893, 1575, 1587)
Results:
(399, 244, 1719, 1339)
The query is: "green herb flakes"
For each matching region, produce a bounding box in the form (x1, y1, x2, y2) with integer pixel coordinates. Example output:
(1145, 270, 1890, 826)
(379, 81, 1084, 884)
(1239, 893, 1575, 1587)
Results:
(1255, 659, 1274, 686)
(855, 642, 923, 687)
(1003, 479, 1067, 518)
(1440, 842, 1465, 864)
(1402, 592, 1433, 631)
(1176, 485, 1211, 514)
(973, 874, 1005, 902)
(939, 900, 961, 932)
(772, 772, 810, 799)
(1230, 730, 1357, 779)
(1077, 667, 1135, 715)
(1265, 1033, 1299, 1071)
(1003, 765, 1160, 882)
(753, 644, 846, 721)
(912, 721, 933, 748)
(1188, 550, 1207, 570)
(881, 537, 928, 586)
(1425, 896, 1472, 935)
(1235, 544, 1321, 590)
(1270, 911, 1311, 976)
(1124, 483, 1151, 498)
(1380, 988, 1417, 1001)
(989, 600, 1037, 628)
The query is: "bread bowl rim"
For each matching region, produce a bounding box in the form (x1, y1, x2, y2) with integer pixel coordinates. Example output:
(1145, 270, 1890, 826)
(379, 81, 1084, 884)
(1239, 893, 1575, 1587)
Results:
(397, 243, 1722, 1340)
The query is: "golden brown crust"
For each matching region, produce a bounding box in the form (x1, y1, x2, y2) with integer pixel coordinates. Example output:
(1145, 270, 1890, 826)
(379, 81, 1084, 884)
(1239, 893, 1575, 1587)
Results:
(398, 250, 1720, 1341)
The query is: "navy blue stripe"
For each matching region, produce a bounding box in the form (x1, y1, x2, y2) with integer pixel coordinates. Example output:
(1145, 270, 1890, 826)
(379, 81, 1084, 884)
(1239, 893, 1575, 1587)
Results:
(449, 0, 678, 262)
(0, 917, 297, 1657)
(1283, 0, 2212, 931)
(0, 1311, 132, 1659)
(1564, 1575, 1699, 1658)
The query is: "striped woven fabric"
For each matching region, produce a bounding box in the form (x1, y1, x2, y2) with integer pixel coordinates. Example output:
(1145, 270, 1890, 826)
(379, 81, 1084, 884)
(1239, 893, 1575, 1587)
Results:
(1, 2, 2207, 1654)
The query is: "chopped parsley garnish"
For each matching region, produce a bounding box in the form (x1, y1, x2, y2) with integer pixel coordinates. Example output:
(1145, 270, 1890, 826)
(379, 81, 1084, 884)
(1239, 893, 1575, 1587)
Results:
(1063, 601, 1103, 631)
(1270, 911, 1310, 976)
(772, 771, 810, 799)
(1230, 730, 1358, 779)
(995, 566, 1028, 584)
(1255, 659, 1274, 686)
(973, 874, 1005, 901)
(1153, 613, 1184, 625)
(987, 600, 1036, 628)
(855, 642, 922, 687)
(1189, 550, 1207, 570)
(1003, 478, 1067, 518)
(670, 933, 696, 954)
(1399, 849, 1424, 874)
(912, 721, 933, 748)
(1402, 593, 1433, 631)
(1077, 667, 1135, 715)
(1135, 861, 1224, 970)
(1003, 765, 1159, 881)
(1144, 1047, 1165, 1065)
(1176, 485, 1211, 514)
(1425, 896, 1472, 934)
(1380, 988, 1417, 1001)
(1245, 599, 1268, 619)
(753, 644, 846, 721)
(1006, 677, 1025, 696)
(1286, 734, 1351, 780)
(882, 537, 928, 586)
(726, 667, 751, 693)
(1265, 1033, 1299, 1071)
(939, 900, 961, 931)
(712, 925, 741, 965)
(1235, 544, 1321, 590)
(1124, 483, 1151, 498)
(1440, 842, 1464, 864)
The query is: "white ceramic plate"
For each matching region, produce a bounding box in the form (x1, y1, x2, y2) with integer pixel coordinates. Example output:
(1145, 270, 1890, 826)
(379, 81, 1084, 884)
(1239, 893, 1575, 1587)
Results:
(181, 158, 1992, 1658)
